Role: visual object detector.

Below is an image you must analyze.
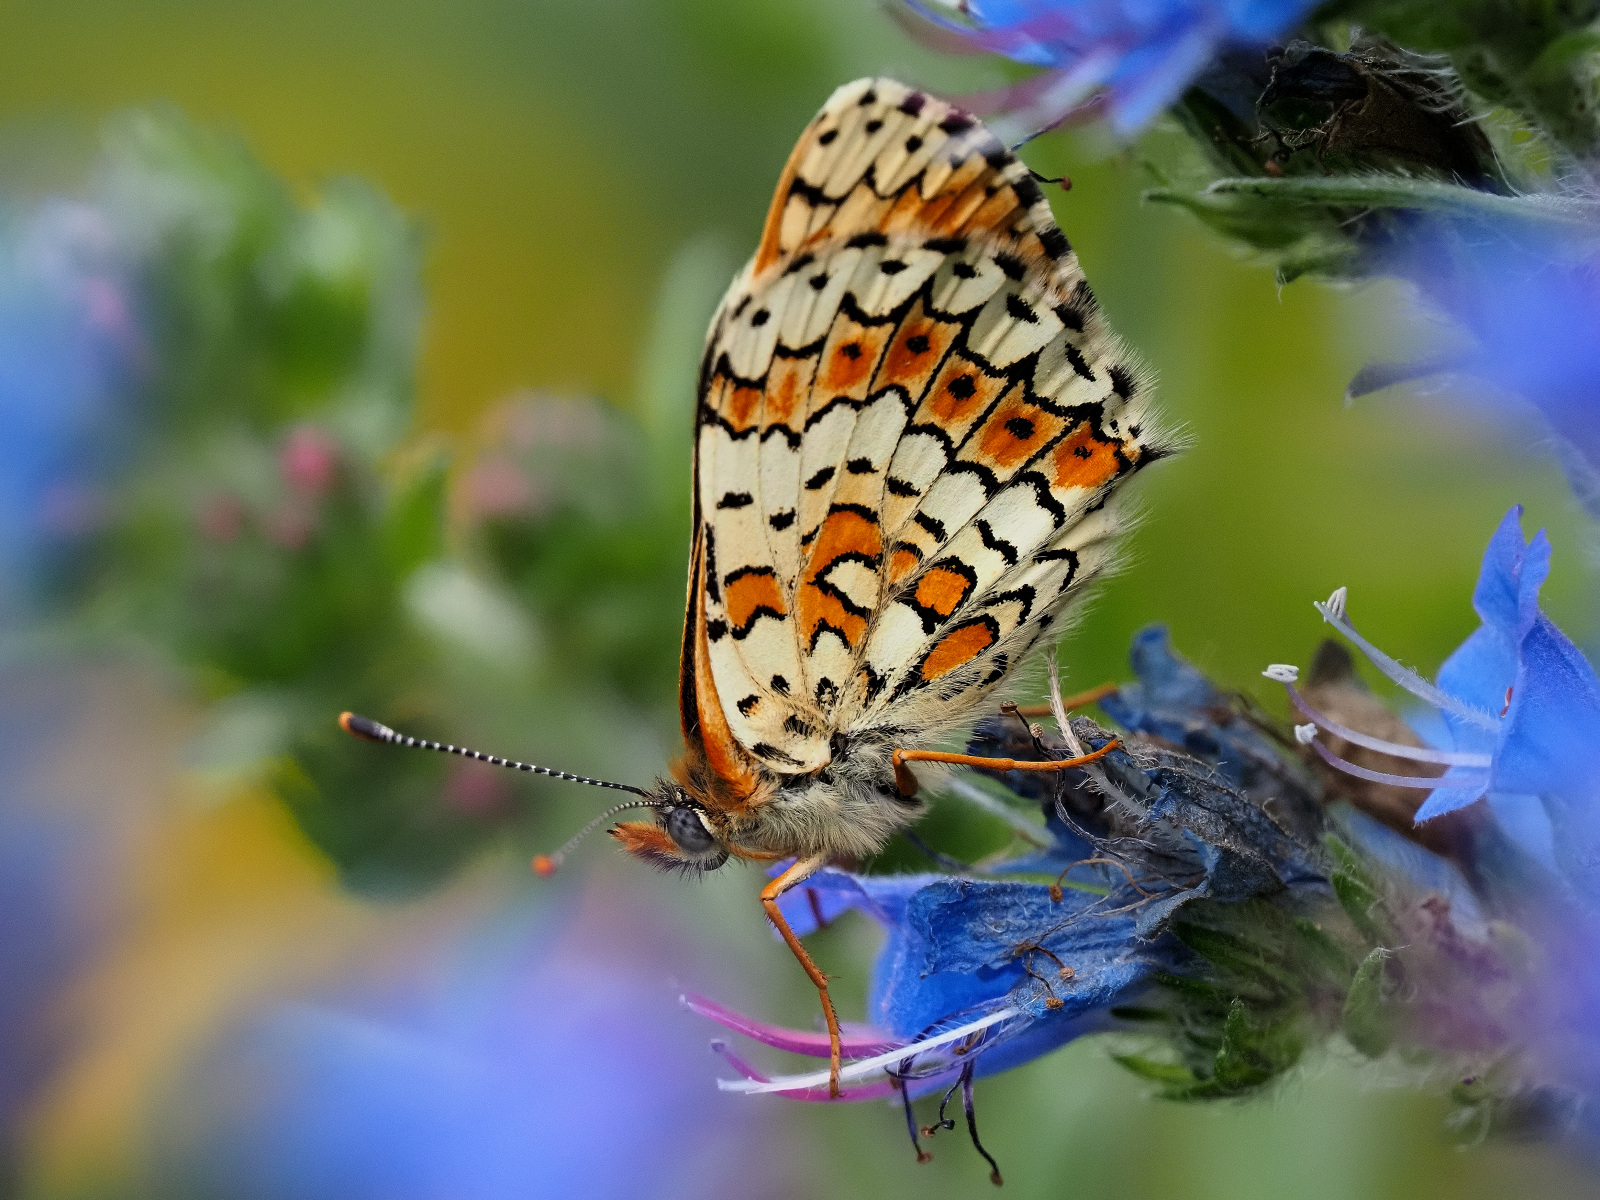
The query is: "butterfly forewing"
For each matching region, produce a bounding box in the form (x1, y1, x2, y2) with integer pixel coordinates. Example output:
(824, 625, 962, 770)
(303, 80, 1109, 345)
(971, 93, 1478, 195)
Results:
(691, 78, 1168, 778)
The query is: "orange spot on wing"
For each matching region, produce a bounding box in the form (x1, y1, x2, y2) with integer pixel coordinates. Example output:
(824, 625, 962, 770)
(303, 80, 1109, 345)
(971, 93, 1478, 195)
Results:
(932, 177, 992, 236)
(765, 358, 810, 428)
(821, 323, 890, 394)
(728, 385, 763, 431)
(1049, 423, 1124, 491)
(799, 508, 881, 650)
(920, 619, 996, 682)
(959, 185, 1022, 237)
(973, 389, 1064, 472)
(923, 157, 987, 231)
(683, 542, 761, 806)
(926, 359, 1004, 426)
(887, 546, 921, 586)
(878, 183, 929, 237)
(915, 566, 973, 617)
(879, 309, 956, 393)
(724, 569, 787, 633)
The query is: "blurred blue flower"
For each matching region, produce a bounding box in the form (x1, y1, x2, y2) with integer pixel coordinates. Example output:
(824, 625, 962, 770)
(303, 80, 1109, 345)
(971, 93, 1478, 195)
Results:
(903, 0, 1322, 136)
(147, 882, 782, 1200)
(1385, 222, 1600, 518)
(0, 199, 136, 595)
(1273, 507, 1600, 890)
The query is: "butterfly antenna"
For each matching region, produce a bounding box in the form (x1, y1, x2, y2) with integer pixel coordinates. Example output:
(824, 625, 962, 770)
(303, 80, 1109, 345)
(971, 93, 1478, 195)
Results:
(529, 799, 662, 878)
(338, 712, 651, 796)
(338, 712, 662, 878)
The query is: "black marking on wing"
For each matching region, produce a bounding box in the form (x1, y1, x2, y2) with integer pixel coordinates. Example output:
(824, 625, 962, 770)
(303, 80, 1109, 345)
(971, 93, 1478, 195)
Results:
(975, 519, 1019, 566)
(1005, 293, 1038, 324)
(993, 251, 1025, 280)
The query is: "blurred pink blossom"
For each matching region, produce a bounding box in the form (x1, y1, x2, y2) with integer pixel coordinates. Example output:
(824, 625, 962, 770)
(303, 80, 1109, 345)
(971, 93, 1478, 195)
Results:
(280, 425, 340, 497)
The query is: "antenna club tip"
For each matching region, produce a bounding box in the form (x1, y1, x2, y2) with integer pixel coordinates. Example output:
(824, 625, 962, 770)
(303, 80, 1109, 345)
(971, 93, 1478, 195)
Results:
(338, 711, 390, 742)
(531, 854, 559, 878)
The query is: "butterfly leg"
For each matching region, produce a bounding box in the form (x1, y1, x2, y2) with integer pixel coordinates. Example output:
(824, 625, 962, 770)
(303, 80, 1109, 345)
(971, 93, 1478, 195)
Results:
(891, 739, 1120, 797)
(1012, 680, 1119, 718)
(759, 853, 843, 1098)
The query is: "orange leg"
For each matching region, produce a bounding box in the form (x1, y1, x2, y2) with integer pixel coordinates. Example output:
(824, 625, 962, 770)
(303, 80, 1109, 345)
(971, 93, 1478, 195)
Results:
(892, 739, 1120, 797)
(760, 854, 844, 1098)
(1014, 680, 1119, 718)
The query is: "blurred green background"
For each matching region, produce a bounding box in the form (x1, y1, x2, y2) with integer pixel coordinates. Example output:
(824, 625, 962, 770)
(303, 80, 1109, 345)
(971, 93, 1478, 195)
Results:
(3, 1, 1598, 1197)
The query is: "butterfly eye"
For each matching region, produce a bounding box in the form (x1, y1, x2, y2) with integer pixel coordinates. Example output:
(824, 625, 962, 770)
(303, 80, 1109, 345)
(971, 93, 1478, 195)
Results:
(665, 804, 717, 855)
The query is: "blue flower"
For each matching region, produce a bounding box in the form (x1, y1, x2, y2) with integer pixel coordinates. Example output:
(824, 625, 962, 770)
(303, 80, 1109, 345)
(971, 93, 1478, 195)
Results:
(0, 199, 136, 597)
(694, 630, 1329, 1170)
(1382, 223, 1600, 518)
(1269, 507, 1600, 892)
(903, 0, 1322, 137)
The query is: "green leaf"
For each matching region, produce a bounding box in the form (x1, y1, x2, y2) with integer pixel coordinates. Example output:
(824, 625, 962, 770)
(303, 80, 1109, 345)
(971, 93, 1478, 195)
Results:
(1197, 175, 1600, 230)
(1526, 30, 1600, 83)
(1113, 1054, 1199, 1088)
(1171, 921, 1299, 995)
(1342, 947, 1398, 1057)
(1209, 998, 1307, 1094)
(1290, 915, 1359, 986)
(1332, 869, 1390, 945)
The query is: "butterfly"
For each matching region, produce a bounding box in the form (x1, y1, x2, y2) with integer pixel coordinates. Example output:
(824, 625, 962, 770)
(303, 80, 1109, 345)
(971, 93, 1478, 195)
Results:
(341, 76, 1170, 1096)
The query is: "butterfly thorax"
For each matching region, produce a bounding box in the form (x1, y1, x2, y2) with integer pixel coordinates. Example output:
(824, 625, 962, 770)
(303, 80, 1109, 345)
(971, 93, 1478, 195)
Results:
(610, 730, 930, 873)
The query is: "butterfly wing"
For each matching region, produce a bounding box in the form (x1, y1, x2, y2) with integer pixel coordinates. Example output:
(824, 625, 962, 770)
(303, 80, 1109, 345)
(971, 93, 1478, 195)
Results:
(686, 77, 1169, 782)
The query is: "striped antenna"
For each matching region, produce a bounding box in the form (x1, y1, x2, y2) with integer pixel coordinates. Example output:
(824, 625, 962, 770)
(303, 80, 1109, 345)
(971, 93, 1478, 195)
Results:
(529, 799, 661, 878)
(338, 712, 651, 798)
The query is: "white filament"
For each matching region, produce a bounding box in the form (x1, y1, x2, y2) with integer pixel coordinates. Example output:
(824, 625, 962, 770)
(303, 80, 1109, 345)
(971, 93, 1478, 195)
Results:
(1312, 588, 1497, 731)
(717, 1006, 1020, 1095)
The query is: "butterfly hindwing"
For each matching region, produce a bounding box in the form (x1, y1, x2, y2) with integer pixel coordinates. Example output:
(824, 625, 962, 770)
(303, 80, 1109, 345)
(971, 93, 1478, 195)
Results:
(690, 78, 1168, 777)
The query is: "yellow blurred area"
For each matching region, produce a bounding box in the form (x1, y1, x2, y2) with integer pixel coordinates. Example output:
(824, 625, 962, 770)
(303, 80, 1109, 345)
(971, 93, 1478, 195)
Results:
(13, 674, 358, 1194)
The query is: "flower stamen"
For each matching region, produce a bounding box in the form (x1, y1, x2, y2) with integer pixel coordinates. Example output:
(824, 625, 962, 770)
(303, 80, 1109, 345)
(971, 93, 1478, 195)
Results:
(1309, 737, 1489, 793)
(1314, 587, 1497, 731)
(1283, 683, 1491, 768)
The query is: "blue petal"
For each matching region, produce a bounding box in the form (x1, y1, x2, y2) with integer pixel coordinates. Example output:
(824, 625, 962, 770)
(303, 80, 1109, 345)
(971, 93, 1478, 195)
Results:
(1435, 508, 1527, 753)
(868, 878, 1156, 1039)
(1412, 771, 1489, 823)
(772, 868, 933, 938)
(1124, 623, 1219, 709)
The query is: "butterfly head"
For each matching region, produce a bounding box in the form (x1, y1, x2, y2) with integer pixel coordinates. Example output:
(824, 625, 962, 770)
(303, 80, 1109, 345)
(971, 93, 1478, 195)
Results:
(609, 780, 732, 875)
